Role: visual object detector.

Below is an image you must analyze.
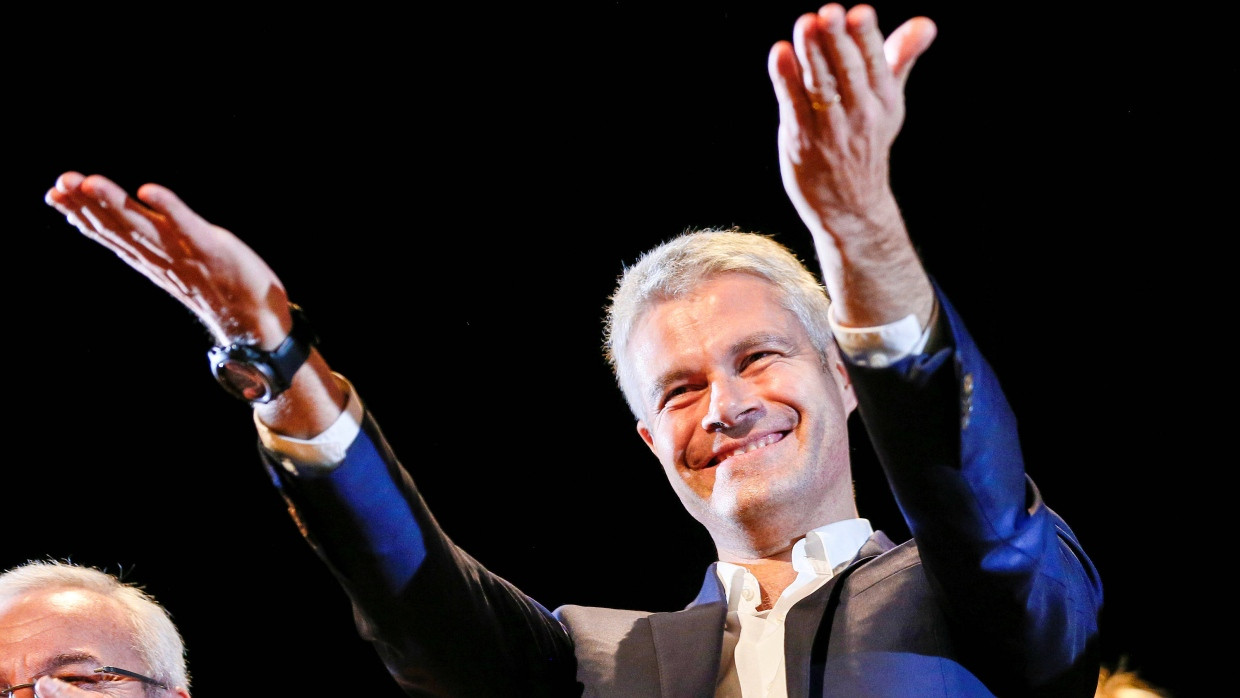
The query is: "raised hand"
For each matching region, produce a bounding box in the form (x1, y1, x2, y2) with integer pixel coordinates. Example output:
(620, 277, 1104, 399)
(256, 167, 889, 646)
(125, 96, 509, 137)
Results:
(45, 171, 293, 350)
(767, 3, 937, 328)
(46, 171, 347, 436)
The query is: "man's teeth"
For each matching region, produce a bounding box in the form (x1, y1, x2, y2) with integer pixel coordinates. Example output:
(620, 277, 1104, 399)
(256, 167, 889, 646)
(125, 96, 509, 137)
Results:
(720, 433, 781, 462)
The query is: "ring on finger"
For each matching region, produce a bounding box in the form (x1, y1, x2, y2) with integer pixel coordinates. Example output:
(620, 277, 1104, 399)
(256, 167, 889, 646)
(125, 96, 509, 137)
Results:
(811, 93, 842, 111)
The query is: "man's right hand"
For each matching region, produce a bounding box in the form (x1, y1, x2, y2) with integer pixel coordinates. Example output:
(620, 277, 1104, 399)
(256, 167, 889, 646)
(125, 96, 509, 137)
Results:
(46, 171, 347, 438)
(45, 171, 293, 352)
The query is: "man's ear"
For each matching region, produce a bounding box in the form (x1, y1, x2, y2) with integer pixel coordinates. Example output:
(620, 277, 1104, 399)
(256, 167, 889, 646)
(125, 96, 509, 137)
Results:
(833, 356, 859, 415)
(636, 420, 657, 453)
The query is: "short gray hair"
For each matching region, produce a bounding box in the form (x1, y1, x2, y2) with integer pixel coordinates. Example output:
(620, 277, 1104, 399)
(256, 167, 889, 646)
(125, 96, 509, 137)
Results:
(0, 560, 190, 693)
(604, 227, 834, 418)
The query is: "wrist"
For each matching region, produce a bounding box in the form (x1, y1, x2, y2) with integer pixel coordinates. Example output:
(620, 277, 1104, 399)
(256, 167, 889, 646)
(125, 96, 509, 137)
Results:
(208, 303, 318, 404)
(829, 297, 938, 368)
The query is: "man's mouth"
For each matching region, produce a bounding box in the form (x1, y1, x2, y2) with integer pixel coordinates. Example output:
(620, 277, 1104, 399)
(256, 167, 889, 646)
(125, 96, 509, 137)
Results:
(709, 432, 785, 467)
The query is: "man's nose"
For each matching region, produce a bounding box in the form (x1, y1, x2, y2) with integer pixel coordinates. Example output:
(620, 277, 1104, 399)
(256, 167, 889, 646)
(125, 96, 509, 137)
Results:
(701, 377, 760, 432)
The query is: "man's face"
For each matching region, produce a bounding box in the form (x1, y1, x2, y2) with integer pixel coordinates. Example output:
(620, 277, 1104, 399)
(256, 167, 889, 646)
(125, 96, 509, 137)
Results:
(628, 273, 858, 555)
(0, 588, 155, 696)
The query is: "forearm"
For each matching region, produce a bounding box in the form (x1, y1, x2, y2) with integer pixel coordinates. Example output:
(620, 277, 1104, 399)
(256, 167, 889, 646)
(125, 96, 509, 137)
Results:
(262, 413, 577, 695)
(849, 286, 1102, 692)
(251, 348, 349, 440)
(809, 193, 936, 330)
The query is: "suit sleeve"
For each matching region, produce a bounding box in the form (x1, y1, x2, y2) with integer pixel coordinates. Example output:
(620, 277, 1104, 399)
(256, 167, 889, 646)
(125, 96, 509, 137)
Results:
(845, 280, 1104, 697)
(259, 413, 580, 697)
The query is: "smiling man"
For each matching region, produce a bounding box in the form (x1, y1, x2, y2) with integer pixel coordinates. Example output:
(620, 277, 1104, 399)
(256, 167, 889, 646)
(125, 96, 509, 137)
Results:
(566, 215, 1104, 696)
(42, 3, 1103, 696)
(624, 270, 859, 568)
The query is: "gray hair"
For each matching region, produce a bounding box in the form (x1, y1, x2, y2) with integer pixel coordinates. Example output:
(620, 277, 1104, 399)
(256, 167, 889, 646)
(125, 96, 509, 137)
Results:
(604, 227, 834, 418)
(0, 560, 190, 693)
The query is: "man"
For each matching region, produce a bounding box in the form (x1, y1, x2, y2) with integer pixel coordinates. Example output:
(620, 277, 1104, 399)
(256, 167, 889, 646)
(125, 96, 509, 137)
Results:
(42, 3, 1102, 696)
(0, 560, 191, 697)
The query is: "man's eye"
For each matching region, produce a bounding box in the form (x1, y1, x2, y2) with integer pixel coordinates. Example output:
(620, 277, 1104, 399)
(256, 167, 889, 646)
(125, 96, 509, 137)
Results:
(742, 351, 775, 369)
(52, 675, 109, 690)
(660, 384, 696, 409)
(661, 386, 687, 405)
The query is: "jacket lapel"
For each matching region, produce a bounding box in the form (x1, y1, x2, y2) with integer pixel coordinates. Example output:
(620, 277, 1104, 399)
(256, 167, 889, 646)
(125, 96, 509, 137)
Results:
(783, 531, 897, 697)
(647, 563, 728, 696)
(646, 534, 899, 697)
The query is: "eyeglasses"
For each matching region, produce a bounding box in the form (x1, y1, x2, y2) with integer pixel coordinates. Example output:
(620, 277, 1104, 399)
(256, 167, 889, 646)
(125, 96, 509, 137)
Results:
(1, 666, 168, 696)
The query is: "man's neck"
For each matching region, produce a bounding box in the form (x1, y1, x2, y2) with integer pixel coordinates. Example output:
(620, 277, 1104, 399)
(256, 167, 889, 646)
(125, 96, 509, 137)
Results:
(737, 557, 799, 611)
(714, 517, 874, 611)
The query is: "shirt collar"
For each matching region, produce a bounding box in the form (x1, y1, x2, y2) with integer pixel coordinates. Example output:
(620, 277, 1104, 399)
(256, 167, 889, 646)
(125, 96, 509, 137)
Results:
(791, 518, 874, 576)
(715, 518, 874, 606)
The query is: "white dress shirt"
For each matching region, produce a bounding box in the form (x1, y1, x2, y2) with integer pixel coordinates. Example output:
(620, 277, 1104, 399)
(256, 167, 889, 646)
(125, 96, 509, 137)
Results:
(714, 519, 874, 698)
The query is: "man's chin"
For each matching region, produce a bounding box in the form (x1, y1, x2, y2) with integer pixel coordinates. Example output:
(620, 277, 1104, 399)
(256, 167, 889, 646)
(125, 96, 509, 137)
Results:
(702, 487, 790, 536)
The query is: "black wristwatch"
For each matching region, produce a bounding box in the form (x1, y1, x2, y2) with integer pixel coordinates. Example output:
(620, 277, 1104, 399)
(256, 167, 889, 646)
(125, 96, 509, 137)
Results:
(207, 303, 318, 404)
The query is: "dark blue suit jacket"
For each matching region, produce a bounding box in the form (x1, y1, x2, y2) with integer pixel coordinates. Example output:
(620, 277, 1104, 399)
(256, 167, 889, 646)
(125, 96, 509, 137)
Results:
(261, 288, 1104, 697)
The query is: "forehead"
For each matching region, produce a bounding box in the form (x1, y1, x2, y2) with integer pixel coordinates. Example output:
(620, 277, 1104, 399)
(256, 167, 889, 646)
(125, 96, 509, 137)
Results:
(628, 274, 806, 369)
(0, 588, 136, 676)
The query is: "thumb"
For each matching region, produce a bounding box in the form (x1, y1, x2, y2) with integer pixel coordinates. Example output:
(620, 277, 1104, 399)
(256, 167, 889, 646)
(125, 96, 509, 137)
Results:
(884, 17, 937, 88)
(136, 182, 207, 229)
(34, 677, 84, 697)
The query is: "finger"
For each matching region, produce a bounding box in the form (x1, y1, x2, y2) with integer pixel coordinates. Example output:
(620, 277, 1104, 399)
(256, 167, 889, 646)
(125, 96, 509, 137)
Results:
(80, 173, 143, 213)
(770, 41, 810, 123)
(35, 677, 81, 697)
(845, 5, 897, 108)
(75, 174, 177, 262)
(792, 12, 841, 112)
(134, 182, 237, 273)
(137, 182, 208, 231)
(49, 174, 224, 338)
(55, 170, 85, 194)
(45, 171, 88, 209)
(46, 180, 133, 245)
(769, 40, 828, 156)
(72, 204, 188, 295)
(818, 3, 870, 107)
(60, 176, 203, 300)
(137, 182, 283, 337)
(884, 17, 937, 89)
(71, 175, 171, 251)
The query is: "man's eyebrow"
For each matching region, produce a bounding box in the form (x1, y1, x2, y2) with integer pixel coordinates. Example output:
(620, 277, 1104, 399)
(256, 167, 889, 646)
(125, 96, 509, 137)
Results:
(645, 332, 794, 404)
(36, 651, 102, 674)
(648, 368, 695, 405)
(731, 332, 794, 356)
(2, 651, 104, 689)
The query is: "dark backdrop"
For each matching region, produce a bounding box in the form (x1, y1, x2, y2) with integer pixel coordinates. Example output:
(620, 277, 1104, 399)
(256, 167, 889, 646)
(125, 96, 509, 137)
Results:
(9, 3, 1226, 695)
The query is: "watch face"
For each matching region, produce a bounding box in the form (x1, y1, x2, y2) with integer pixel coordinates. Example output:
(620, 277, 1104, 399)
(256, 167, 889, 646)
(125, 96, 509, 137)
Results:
(207, 306, 314, 404)
(215, 361, 274, 403)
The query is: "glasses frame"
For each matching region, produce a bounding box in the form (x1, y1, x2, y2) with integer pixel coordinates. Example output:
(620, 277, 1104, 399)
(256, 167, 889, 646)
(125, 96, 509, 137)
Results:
(1, 666, 168, 696)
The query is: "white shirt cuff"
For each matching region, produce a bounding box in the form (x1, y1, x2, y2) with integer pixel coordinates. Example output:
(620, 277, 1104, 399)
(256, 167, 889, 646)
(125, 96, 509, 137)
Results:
(828, 300, 937, 368)
(253, 372, 364, 472)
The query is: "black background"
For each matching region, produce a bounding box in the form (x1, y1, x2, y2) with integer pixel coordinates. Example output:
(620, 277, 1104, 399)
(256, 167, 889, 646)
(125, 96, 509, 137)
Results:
(9, 3, 1227, 695)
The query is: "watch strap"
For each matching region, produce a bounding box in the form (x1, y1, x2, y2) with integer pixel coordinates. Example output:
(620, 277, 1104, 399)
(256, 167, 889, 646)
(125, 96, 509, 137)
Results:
(266, 303, 317, 386)
(207, 303, 318, 403)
